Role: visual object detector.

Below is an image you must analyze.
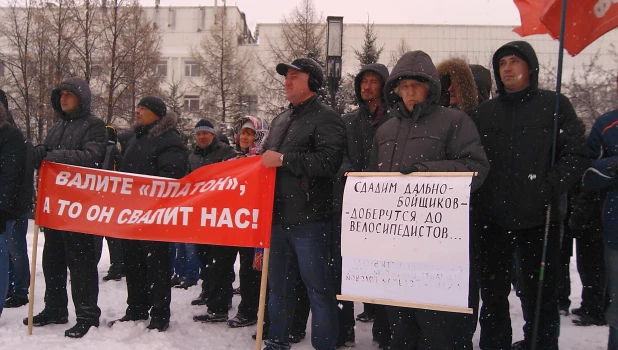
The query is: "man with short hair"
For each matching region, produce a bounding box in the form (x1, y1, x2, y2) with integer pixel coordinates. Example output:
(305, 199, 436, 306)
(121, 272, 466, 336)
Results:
(261, 57, 345, 350)
(334, 63, 391, 348)
(473, 41, 588, 350)
(113, 96, 187, 332)
(26, 77, 107, 338)
(369, 50, 489, 349)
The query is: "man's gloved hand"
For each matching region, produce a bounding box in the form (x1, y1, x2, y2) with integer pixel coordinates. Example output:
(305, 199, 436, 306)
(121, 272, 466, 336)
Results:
(400, 165, 420, 175)
(32, 144, 48, 169)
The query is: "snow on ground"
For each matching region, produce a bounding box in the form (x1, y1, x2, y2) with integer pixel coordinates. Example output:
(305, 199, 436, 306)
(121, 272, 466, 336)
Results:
(0, 220, 610, 349)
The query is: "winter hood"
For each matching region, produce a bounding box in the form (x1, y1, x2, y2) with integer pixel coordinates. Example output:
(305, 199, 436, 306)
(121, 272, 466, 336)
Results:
(469, 64, 492, 103)
(233, 116, 269, 155)
(384, 50, 440, 112)
(354, 63, 389, 104)
(437, 57, 478, 115)
(492, 41, 539, 96)
(51, 77, 92, 121)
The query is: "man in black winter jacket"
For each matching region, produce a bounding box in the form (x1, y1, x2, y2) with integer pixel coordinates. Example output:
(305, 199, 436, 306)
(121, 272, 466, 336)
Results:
(113, 96, 187, 332)
(187, 119, 239, 323)
(472, 41, 588, 350)
(333, 63, 392, 348)
(0, 102, 28, 318)
(26, 77, 107, 338)
(261, 57, 345, 350)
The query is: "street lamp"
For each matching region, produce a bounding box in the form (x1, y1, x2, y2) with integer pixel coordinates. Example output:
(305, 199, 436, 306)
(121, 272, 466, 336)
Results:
(326, 16, 343, 109)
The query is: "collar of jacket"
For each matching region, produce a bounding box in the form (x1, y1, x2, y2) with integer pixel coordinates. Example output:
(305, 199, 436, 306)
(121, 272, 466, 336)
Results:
(134, 119, 161, 138)
(499, 85, 537, 105)
(289, 94, 318, 118)
(194, 138, 220, 156)
(393, 100, 437, 122)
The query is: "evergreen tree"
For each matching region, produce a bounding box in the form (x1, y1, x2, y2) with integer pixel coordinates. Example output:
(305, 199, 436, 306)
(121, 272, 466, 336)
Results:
(353, 18, 383, 68)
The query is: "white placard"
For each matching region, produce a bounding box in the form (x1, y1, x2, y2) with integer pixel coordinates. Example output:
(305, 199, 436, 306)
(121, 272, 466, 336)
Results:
(340, 173, 472, 311)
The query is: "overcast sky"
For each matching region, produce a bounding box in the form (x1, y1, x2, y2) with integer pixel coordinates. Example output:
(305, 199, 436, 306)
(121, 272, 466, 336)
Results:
(138, 0, 522, 32)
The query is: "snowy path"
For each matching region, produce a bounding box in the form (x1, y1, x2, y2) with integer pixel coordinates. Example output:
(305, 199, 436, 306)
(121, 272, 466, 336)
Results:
(0, 221, 609, 349)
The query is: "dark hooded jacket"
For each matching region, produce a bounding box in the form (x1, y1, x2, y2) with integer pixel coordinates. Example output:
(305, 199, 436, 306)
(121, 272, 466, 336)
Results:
(368, 51, 489, 192)
(0, 105, 28, 229)
(334, 63, 392, 211)
(188, 136, 237, 173)
(122, 112, 187, 179)
(471, 41, 588, 230)
(469, 64, 492, 104)
(262, 94, 345, 225)
(43, 77, 107, 168)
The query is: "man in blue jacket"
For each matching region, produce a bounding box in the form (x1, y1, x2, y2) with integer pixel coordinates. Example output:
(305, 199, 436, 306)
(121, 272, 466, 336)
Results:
(582, 104, 618, 350)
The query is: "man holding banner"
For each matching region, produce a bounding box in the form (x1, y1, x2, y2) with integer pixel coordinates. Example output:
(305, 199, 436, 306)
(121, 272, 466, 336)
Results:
(112, 96, 187, 332)
(261, 57, 345, 350)
(369, 50, 489, 349)
(26, 77, 107, 338)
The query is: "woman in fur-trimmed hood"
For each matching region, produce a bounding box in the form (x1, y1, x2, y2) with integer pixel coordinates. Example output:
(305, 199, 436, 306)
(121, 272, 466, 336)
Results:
(437, 57, 478, 116)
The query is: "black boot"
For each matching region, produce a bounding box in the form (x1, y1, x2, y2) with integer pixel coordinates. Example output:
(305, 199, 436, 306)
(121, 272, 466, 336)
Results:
(102, 270, 123, 281)
(191, 291, 208, 306)
(5, 295, 28, 308)
(146, 319, 170, 332)
(108, 314, 149, 327)
(193, 311, 227, 323)
(23, 309, 69, 327)
(227, 313, 257, 328)
(65, 321, 98, 338)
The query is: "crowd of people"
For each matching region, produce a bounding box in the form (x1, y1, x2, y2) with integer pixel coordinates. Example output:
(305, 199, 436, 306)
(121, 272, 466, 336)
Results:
(0, 39, 616, 350)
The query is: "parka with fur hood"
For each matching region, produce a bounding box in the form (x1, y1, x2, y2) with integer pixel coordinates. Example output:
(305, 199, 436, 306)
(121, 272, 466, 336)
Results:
(437, 57, 478, 116)
(368, 51, 489, 192)
(122, 111, 187, 179)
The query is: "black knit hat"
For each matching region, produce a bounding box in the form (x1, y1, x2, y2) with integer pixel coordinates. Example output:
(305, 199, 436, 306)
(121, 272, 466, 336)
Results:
(194, 119, 215, 134)
(138, 96, 166, 118)
(276, 57, 324, 92)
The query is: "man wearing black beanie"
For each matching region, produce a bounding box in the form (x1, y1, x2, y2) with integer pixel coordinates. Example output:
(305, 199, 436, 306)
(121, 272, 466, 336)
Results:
(110, 95, 187, 332)
(472, 41, 588, 350)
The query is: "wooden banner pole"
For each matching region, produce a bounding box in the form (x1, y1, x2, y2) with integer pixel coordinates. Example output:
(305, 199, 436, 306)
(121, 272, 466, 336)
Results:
(254, 247, 271, 350)
(27, 224, 40, 335)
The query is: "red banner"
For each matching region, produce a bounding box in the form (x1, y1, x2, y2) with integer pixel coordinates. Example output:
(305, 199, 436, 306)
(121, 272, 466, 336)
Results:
(35, 156, 275, 248)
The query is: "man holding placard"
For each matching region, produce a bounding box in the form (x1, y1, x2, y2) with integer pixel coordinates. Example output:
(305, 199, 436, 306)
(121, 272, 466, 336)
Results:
(261, 57, 345, 350)
(367, 50, 489, 349)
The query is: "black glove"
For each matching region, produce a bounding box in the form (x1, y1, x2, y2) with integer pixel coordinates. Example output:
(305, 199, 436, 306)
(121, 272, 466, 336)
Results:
(400, 165, 420, 175)
(32, 144, 48, 169)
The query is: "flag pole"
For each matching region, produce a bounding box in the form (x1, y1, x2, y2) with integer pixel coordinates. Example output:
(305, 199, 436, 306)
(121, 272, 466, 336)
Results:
(531, 0, 568, 349)
(254, 247, 270, 350)
(27, 224, 40, 335)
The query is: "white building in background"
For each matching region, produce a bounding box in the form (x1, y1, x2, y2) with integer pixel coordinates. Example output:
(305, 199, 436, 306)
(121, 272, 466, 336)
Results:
(147, 5, 617, 118)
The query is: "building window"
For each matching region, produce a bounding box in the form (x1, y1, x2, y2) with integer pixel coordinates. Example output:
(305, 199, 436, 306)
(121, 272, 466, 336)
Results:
(184, 95, 200, 111)
(157, 60, 168, 77)
(184, 60, 200, 77)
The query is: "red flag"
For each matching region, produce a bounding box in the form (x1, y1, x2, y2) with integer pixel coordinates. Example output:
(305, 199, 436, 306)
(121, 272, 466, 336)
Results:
(513, 0, 551, 36)
(513, 0, 618, 56)
(540, 0, 618, 55)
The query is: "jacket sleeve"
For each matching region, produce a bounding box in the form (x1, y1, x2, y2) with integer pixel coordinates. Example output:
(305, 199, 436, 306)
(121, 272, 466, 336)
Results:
(156, 133, 188, 179)
(113, 147, 123, 172)
(45, 118, 107, 168)
(283, 114, 345, 178)
(545, 94, 589, 195)
(0, 129, 26, 213)
(337, 114, 355, 178)
(582, 117, 618, 189)
(413, 113, 490, 192)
